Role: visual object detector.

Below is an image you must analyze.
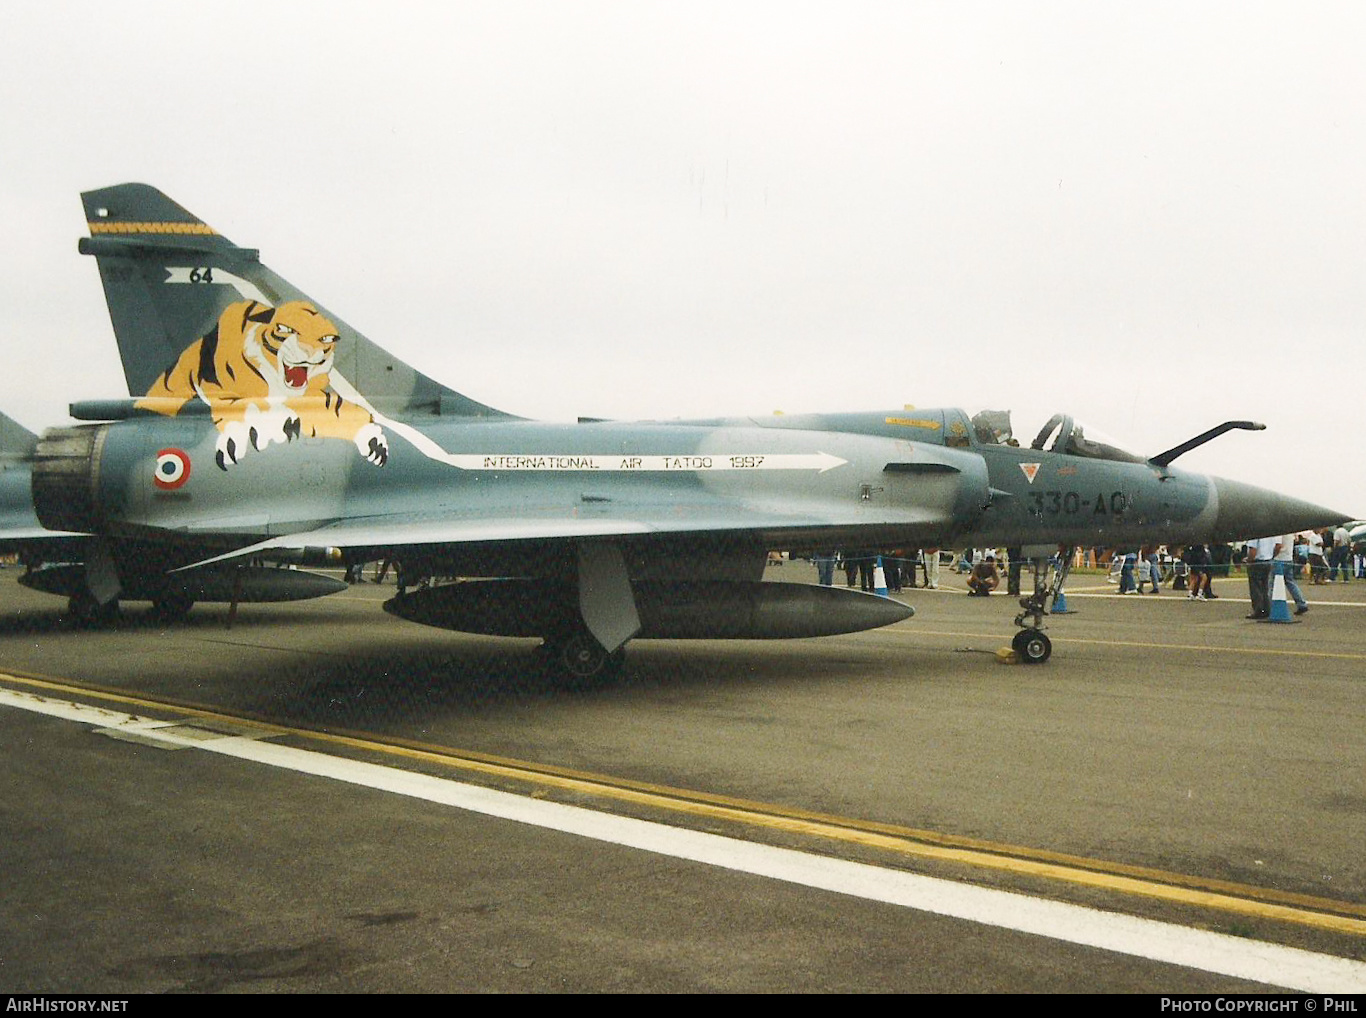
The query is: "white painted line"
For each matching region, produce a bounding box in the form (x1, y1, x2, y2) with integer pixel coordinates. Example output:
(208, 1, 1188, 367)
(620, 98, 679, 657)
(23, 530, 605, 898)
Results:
(1064, 589, 1366, 606)
(4, 687, 1365, 993)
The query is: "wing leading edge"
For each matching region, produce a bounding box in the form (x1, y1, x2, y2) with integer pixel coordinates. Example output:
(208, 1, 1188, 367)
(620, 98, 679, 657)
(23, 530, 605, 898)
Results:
(174, 496, 958, 573)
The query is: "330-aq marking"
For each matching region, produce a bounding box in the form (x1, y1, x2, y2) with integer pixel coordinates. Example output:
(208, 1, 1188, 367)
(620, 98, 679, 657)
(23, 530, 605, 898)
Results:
(1028, 490, 1132, 518)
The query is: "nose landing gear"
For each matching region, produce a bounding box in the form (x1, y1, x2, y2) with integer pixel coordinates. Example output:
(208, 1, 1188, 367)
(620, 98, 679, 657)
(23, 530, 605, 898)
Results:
(1010, 545, 1072, 665)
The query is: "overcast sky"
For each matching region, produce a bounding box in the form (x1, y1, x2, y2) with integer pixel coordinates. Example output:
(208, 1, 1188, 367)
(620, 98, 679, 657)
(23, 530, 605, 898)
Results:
(2, 1, 1362, 517)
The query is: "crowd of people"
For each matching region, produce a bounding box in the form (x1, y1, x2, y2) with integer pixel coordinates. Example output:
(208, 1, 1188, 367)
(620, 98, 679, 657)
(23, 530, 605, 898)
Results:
(811, 549, 942, 593)
(811, 525, 1362, 619)
(1108, 527, 1359, 616)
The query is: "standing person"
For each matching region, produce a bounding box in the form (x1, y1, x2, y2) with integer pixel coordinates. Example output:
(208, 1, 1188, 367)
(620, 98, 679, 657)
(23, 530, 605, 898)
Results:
(884, 550, 902, 593)
(858, 551, 876, 592)
(1307, 529, 1329, 584)
(1331, 523, 1353, 582)
(1136, 545, 1161, 594)
(1272, 533, 1309, 616)
(1184, 543, 1212, 600)
(1006, 546, 1023, 596)
(841, 552, 858, 588)
(1244, 536, 1275, 619)
(812, 551, 836, 586)
(924, 547, 940, 589)
(1119, 551, 1138, 594)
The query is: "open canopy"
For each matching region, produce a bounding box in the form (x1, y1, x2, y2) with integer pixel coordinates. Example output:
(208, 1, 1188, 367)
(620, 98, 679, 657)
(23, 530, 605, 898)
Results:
(967, 409, 1145, 464)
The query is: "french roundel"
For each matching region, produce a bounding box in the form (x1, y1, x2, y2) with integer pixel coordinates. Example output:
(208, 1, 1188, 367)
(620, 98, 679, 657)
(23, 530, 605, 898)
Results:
(153, 448, 191, 490)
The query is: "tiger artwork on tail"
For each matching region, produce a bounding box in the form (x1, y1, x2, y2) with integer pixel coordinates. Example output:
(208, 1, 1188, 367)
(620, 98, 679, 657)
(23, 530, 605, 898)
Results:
(137, 299, 388, 470)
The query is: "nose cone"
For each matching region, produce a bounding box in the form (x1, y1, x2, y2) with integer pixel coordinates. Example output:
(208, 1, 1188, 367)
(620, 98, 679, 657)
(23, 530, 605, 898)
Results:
(1211, 476, 1350, 541)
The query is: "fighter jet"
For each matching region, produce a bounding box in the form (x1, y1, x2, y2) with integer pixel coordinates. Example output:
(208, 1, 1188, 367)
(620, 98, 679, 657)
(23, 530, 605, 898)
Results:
(0, 411, 77, 557)
(28, 183, 1347, 674)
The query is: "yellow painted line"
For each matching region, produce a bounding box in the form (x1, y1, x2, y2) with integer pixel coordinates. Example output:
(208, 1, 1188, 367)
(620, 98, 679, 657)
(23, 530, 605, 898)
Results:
(1066, 591, 1366, 608)
(0, 671, 293, 735)
(1, 669, 1363, 937)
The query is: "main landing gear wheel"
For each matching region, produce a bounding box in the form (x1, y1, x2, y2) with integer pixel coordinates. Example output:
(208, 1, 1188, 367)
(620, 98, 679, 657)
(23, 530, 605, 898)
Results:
(1012, 629, 1052, 665)
(66, 590, 120, 628)
(151, 592, 195, 623)
(540, 631, 626, 687)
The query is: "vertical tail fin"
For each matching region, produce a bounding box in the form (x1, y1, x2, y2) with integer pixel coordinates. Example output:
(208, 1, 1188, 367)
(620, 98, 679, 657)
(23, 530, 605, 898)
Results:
(78, 183, 512, 418)
(0, 410, 38, 463)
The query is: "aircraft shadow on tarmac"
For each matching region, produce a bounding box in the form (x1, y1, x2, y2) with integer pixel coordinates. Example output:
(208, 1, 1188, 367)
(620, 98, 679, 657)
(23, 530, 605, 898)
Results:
(256, 642, 888, 730)
(0, 597, 896, 725)
(0, 600, 353, 637)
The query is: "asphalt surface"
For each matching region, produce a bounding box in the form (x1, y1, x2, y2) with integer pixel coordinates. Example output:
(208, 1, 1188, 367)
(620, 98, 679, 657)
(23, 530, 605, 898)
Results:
(0, 563, 1363, 993)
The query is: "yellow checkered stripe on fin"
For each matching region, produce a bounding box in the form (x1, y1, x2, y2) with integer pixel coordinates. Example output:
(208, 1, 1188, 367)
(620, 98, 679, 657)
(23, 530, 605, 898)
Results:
(88, 221, 216, 235)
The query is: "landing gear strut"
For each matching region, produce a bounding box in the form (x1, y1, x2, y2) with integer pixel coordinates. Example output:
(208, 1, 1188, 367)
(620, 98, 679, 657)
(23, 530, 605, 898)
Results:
(1010, 545, 1073, 665)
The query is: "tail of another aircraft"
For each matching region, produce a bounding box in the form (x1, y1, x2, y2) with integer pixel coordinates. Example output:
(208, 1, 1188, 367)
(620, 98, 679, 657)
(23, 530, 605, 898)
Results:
(78, 183, 512, 418)
(0, 410, 38, 463)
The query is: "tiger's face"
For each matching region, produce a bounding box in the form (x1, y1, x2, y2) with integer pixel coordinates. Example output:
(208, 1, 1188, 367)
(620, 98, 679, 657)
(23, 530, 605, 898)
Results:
(251, 301, 340, 392)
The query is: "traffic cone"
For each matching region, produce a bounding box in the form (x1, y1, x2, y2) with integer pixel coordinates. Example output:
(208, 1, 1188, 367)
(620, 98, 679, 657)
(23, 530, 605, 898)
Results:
(873, 556, 888, 597)
(1052, 588, 1077, 614)
(1264, 572, 1295, 623)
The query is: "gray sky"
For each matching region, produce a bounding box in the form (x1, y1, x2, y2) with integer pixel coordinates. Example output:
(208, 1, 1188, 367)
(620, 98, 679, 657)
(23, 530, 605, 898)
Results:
(2, 1, 1362, 516)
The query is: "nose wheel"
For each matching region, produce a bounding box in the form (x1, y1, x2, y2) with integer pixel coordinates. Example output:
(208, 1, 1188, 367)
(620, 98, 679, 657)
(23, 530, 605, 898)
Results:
(1011, 628, 1052, 664)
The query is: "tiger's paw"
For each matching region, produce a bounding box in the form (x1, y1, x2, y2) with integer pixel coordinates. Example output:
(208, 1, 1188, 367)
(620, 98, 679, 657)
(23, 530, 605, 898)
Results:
(242, 406, 301, 450)
(215, 422, 255, 470)
(356, 423, 388, 466)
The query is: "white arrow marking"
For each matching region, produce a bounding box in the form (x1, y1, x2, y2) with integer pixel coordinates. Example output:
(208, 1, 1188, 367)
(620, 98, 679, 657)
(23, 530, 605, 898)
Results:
(328, 375, 850, 474)
(164, 266, 270, 304)
(440, 452, 848, 472)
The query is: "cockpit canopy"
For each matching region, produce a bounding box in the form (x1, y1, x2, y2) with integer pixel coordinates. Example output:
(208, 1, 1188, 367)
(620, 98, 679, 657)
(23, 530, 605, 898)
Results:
(968, 408, 1146, 464)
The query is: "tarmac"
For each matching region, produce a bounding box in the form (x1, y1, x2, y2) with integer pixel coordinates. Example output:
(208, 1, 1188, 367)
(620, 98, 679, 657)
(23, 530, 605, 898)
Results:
(0, 563, 1363, 993)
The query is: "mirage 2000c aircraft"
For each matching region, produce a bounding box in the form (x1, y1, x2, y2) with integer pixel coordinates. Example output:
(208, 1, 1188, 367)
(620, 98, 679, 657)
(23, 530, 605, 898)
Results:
(21, 183, 1347, 677)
